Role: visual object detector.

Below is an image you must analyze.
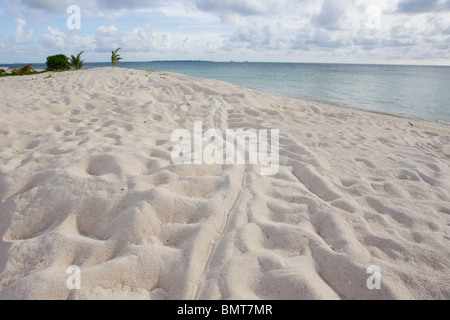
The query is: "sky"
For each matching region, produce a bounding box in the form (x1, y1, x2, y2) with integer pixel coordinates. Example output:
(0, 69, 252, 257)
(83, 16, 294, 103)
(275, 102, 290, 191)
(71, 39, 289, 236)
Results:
(0, 0, 450, 65)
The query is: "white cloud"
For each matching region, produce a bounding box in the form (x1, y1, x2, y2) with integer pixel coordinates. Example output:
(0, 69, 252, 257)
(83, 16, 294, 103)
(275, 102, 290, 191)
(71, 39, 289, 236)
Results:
(1, 0, 450, 63)
(40, 26, 95, 53)
(94, 24, 223, 56)
(226, 18, 286, 51)
(94, 25, 164, 52)
(40, 26, 67, 49)
(12, 18, 34, 43)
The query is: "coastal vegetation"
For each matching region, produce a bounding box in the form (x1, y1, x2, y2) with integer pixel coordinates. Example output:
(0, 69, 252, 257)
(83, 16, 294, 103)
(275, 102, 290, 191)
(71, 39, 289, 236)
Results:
(1, 49, 125, 77)
(46, 54, 71, 71)
(111, 48, 123, 67)
(0, 64, 45, 77)
(69, 51, 85, 70)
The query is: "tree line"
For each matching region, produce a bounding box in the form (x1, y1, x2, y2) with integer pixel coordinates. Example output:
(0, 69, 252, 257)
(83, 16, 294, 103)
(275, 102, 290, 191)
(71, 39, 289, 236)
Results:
(46, 48, 123, 71)
(1, 48, 123, 77)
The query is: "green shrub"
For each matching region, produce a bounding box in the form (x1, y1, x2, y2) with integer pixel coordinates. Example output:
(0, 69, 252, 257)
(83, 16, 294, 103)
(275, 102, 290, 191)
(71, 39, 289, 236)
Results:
(46, 54, 70, 71)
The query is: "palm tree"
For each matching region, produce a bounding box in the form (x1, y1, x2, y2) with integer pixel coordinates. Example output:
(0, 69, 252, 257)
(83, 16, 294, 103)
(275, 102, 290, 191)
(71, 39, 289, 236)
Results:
(111, 48, 123, 67)
(69, 51, 85, 70)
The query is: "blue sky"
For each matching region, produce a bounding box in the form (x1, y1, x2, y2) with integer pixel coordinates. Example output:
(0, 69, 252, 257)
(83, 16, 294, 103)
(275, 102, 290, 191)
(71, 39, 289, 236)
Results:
(1, 0, 450, 65)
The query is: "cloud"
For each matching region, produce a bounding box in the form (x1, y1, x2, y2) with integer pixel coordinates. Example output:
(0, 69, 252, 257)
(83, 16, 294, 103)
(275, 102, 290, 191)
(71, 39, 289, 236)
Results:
(40, 26, 67, 49)
(12, 18, 34, 43)
(193, 0, 285, 16)
(397, 0, 440, 13)
(2, 0, 450, 64)
(97, 0, 158, 10)
(96, 0, 156, 10)
(93, 23, 228, 59)
(95, 25, 140, 52)
(20, 0, 72, 12)
(396, 0, 450, 13)
(19, 0, 96, 15)
(15, 0, 288, 17)
(95, 25, 178, 53)
(351, 37, 381, 51)
(12, 0, 156, 16)
(227, 18, 286, 50)
(291, 28, 349, 51)
(313, 0, 351, 30)
(40, 26, 94, 52)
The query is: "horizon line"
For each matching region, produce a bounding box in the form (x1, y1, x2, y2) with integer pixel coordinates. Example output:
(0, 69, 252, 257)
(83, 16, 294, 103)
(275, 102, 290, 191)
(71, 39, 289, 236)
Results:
(1, 60, 450, 68)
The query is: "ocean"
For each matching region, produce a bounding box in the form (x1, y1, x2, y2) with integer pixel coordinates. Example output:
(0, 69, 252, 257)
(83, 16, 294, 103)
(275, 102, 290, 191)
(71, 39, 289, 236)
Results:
(3, 61, 450, 124)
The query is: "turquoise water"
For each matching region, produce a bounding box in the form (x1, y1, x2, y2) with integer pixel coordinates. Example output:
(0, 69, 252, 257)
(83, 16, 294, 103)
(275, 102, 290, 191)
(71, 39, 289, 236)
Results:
(3, 61, 450, 123)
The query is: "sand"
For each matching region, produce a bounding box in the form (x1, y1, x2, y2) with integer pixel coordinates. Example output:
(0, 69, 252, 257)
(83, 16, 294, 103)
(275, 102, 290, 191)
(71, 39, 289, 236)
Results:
(0, 67, 449, 300)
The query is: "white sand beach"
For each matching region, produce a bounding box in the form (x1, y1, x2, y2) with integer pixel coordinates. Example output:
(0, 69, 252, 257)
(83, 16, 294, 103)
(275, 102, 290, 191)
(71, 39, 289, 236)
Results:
(0, 67, 449, 300)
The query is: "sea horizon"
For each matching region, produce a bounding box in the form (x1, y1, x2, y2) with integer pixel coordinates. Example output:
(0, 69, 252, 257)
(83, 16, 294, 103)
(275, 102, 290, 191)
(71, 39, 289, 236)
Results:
(3, 60, 450, 67)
